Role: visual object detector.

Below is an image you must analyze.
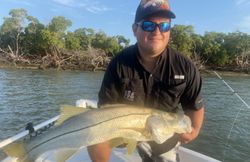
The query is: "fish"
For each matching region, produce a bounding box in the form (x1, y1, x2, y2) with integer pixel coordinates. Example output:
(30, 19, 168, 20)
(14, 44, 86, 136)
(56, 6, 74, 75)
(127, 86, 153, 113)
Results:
(3, 104, 192, 162)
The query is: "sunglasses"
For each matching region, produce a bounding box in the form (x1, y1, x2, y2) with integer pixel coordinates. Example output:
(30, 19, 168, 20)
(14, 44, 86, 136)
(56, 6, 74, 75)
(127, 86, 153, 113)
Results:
(137, 21, 171, 33)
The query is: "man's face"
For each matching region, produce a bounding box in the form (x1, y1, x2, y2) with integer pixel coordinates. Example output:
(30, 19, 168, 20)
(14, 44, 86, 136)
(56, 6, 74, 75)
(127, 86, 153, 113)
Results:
(133, 17, 171, 56)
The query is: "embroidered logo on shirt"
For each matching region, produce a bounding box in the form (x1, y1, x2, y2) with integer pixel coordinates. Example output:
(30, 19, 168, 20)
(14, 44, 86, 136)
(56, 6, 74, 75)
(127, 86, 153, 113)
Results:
(174, 75, 185, 80)
(124, 90, 135, 101)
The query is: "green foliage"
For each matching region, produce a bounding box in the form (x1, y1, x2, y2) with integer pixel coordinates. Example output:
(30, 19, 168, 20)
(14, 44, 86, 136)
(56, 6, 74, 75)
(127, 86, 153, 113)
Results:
(0, 8, 129, 58)
(2, 8, 250, 69)
(223, 32, 250, 59)
(38, 16, 72, 53)
(104, 37, 121, 56)
(200, 32, 228, 66)
(22, 17, 45, 55)
(91, 31, 126, 56)
(65, 32, 81, 50)
(40, 29, 64, 50)
(0, 8, 29, 51)
(115, 35, 130, 48)
(48, 16, 72, 34)
(74, 28, 94, 49)
(170, 25, 194, 58)
(212, 50, 229, 66)
(191, 33, 203, 55)
(1, 8, 28, 33)
(201, 33, 221, 60)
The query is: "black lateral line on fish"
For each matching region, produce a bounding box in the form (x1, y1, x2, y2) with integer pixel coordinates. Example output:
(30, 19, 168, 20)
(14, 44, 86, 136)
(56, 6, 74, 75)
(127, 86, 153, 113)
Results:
(25, 112, 150, 155)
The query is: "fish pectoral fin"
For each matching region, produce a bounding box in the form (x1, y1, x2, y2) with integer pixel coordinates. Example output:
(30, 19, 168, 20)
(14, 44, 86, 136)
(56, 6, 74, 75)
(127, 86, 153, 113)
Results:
(56, 105, 90, 126)
(3, 141, 26, 159)
(109, 138, 137, 154)
(109, 137, 127, 148)
(124, 139, 137, 155)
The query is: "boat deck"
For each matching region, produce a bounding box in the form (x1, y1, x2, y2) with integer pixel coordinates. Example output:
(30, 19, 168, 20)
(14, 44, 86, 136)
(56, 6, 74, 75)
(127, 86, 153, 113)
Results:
(2, 147, 221, 162)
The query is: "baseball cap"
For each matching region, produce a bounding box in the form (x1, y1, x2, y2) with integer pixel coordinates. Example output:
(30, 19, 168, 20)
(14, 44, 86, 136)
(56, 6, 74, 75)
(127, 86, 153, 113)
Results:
(134, 0, 176, 23)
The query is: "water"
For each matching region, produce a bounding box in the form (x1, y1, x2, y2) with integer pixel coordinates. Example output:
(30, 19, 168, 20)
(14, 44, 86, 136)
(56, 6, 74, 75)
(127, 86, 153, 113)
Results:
(0, 68, 250, 162)
(187, 73, 250, 162)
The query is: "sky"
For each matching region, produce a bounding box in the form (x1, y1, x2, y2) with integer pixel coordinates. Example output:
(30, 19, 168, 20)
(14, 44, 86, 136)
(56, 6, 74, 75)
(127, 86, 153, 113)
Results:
(0, 0, 250, 44)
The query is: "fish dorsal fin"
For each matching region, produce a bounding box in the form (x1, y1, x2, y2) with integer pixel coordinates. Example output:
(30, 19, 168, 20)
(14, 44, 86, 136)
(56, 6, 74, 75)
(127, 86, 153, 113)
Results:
(56, 105, 90, 126)
(3, 141, 26, 159)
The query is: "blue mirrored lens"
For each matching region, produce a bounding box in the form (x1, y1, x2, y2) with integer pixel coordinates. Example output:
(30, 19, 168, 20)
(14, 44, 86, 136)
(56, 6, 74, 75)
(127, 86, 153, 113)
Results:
(159, 22, 170, 32)
(142, 21, 156, 32)
(139, 21, 170, 32)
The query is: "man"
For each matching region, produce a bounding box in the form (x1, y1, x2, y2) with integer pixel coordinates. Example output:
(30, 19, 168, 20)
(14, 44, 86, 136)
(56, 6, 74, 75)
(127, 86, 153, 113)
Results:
(87, 0, 205, 161)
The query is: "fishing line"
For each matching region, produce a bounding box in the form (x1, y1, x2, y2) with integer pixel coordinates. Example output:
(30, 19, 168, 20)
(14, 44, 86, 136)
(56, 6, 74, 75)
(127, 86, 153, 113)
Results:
(213, 71, 249, 162)
(213, 71, 250, 110)
(222, 103, 244, 162)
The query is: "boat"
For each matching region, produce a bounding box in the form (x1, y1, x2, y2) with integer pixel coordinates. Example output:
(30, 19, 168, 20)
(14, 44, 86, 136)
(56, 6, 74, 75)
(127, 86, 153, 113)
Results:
(0, 99, 221, 162)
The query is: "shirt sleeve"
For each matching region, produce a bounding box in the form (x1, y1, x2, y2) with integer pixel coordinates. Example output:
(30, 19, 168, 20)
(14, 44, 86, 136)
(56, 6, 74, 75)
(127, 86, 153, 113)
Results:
(98, 58, 121, 107)
(180, 64, 204, 111)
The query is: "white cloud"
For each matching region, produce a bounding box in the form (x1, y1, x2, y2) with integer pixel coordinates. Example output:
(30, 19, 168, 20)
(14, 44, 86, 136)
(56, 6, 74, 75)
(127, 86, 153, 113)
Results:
(84, 4, 109, 14)
(52, 0, 111, 14)
(52, 0, 75, 6)
(235, 0, 250, 6)
(7, 0, 34, 7)
(21, 1, 34, 7)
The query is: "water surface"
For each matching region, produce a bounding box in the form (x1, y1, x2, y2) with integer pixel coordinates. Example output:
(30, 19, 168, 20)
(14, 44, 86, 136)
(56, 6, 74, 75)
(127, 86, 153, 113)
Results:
(0, 69, 249, 162)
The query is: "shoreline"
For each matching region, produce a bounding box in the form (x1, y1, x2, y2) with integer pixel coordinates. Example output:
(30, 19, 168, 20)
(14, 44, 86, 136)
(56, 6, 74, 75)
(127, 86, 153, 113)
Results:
(0, 62, 105, 72)
(1, 62, 250, 76)
(201, 69, 250, 77)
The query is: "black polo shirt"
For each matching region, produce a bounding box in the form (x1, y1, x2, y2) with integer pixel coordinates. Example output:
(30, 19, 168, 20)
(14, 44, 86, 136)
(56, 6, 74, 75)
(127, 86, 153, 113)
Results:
(98, 44, 204, 112)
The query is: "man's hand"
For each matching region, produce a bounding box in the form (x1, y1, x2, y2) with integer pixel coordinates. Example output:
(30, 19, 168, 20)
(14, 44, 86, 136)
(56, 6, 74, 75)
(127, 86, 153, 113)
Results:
(179, 127, 199, 144)
(180, 107, 205, 144)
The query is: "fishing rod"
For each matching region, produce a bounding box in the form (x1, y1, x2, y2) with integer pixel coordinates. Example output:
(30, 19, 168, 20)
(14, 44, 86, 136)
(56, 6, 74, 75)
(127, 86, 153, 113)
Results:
(213, 71, 249, 162)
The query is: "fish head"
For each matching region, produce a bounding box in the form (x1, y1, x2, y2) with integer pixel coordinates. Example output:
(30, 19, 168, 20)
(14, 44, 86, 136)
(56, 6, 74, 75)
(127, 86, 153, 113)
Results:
(160, 111, 192, 133)
(146, 114, 175, 144)
(146, 112, 192, 144)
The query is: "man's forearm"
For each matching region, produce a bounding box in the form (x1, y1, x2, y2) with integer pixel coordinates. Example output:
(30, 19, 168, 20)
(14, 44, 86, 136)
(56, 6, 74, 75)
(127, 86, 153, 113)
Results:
(87, 141, 111, 162)
(186, 107, 204, 135)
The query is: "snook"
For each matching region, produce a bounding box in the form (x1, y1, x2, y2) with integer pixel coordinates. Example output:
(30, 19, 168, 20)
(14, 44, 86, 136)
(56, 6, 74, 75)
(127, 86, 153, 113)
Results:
(3, 104, 192, 162)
